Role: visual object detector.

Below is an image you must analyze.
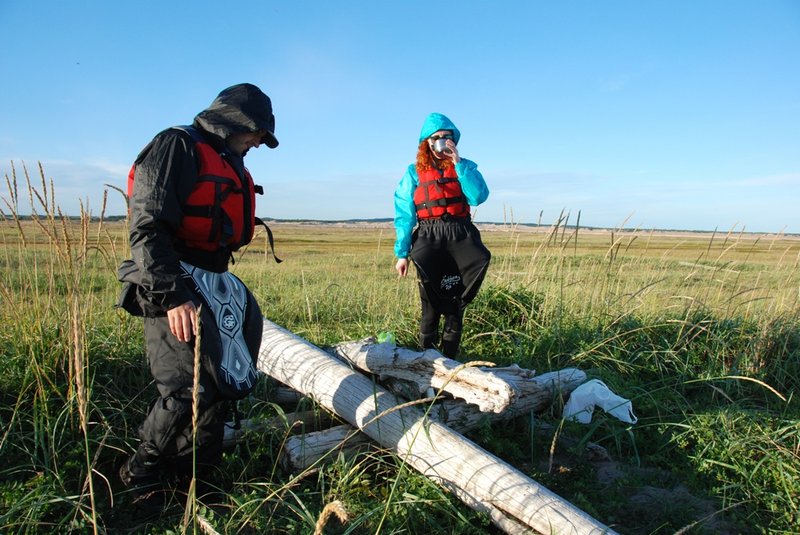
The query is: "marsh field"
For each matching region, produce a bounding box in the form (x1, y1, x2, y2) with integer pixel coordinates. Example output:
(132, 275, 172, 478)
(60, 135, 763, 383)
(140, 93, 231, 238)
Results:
(1, 184, 799, 533)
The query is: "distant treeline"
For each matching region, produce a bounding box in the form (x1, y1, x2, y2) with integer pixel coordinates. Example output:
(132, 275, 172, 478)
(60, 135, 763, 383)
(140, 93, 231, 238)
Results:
(6, 214, 796, 236)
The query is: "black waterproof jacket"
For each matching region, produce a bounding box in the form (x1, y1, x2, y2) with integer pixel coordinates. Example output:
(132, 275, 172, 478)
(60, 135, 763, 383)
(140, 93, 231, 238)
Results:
(117, 83, 276, 317)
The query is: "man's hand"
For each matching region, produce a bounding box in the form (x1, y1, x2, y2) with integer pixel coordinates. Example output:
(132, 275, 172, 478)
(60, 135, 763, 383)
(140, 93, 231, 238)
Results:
(395, 258, 409, 277)
(167, 301, 197, 343)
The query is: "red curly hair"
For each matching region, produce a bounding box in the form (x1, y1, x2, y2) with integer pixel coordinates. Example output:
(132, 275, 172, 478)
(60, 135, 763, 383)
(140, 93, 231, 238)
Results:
(415, 139, 454, 173)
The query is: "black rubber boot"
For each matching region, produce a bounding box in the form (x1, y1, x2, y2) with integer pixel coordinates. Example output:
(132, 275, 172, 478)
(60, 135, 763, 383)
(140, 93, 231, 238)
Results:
(419, 298, 440, 351)
(441, 314, 463, 358)
(119, 445, 160, 489)
(420, 331, 438, 350)
(440, 331, 462, 358)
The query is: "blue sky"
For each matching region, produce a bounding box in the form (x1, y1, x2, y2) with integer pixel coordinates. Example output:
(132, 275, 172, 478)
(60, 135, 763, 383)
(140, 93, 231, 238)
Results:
(1, 1, 798, 233)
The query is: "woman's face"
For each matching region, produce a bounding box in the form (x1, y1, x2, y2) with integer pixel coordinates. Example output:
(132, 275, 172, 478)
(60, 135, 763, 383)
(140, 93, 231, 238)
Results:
(428, 130, 454, 157)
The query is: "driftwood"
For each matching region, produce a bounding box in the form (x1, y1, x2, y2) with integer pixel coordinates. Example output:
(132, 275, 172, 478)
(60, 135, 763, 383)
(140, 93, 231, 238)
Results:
(282, 365, 587, 470)
(257, 319, 616, 535)
(280, 423, 374, 470)
(330, 340, 515, 413)
(243, 411, 612, 474)
(269, 384, 305, 406)
(333, 339, 585, 425)
(222, 410, 338, 449)
(230, 347, 603, 471)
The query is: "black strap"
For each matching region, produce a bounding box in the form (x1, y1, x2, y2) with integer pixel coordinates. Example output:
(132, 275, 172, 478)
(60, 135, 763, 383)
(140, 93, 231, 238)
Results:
(432, 177, 459, 185)
(415, 195, 467, 212)
(417, 170, 458, 186)
(208, 181, 224, 243)
(182, 205, 213, 217)
(255, 217, 282, 263)
(198, 175, 239, 186)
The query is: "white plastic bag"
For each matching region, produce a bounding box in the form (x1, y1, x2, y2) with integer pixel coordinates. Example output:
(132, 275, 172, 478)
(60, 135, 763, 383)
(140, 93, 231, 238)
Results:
(563, 379, 638, 424)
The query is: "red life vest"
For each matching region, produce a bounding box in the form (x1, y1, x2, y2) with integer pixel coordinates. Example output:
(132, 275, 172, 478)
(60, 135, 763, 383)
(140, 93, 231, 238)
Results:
(127, 127, 257, 253)
(413, 166, 470, 219)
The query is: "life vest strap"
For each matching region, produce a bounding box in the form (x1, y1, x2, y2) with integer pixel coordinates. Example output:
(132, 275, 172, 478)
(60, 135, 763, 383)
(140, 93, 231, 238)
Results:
(415, 195, 467, 212)
(255, 217, 282, 263)
(418, 176, 459, 186)
(183, 205, 213, 218)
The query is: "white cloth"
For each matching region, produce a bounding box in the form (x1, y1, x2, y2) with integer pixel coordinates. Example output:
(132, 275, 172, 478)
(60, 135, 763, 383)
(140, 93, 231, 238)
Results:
(563, 379, 638, 424)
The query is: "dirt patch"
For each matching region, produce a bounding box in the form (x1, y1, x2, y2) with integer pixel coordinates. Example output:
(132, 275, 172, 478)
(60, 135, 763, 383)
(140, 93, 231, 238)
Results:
(535, 449, 747, 534)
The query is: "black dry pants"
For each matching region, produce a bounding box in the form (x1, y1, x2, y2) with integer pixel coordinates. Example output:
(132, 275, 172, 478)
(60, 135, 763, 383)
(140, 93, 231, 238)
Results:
(134, 315, 229, 480)
(410, 216, 491, 357)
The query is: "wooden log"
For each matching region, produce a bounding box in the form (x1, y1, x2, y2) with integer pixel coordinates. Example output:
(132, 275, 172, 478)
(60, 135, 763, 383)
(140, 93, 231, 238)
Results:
(331, 340, 585, 426)
(270, 383, 305, 406)
(281, 368, 587, 471)
(330, 340, 515, 413)
(279, 423, 374, 471)
(431, 368, 585, 427)
(257, 319, 617, 535)
(222, 410, 338, 449)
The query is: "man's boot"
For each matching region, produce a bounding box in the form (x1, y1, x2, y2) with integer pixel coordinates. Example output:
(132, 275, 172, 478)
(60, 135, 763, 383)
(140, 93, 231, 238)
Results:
(119, 445, 160, 489)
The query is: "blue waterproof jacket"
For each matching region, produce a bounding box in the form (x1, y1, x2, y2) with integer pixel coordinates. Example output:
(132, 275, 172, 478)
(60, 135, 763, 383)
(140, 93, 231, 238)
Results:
(393, 158, 489, 258)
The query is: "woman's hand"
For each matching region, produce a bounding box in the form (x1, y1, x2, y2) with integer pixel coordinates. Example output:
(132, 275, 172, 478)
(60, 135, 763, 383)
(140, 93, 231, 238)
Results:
(395, 258, 409, 277)
(444, 139, 460, 164)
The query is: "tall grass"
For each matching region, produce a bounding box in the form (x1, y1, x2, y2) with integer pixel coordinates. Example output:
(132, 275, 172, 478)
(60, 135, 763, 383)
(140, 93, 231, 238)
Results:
(0, 162, 123, 533)
(1, 162, 798, 533)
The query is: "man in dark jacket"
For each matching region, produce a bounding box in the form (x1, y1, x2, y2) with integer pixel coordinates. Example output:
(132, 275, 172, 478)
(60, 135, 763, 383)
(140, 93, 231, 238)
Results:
(116, 83, 278, 493)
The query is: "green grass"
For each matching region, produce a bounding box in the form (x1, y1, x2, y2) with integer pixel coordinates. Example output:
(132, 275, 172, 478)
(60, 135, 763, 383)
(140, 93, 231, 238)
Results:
(1, 164, 799, 533)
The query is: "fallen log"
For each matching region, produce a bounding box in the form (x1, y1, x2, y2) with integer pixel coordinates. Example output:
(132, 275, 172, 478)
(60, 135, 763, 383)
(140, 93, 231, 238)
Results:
(231, 366, 605, 472)
(282, 367, 587, 470)
(279, 423, 374, 470)
(330, 340, 515, 413)
(269, 383, 305, 406)
(222, 410, 338, 450)
(257, 319, 617, 535)
(333, 339, 585, 425)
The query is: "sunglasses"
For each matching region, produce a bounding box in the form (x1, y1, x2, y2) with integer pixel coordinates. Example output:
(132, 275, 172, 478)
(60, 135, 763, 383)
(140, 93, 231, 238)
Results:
(429, 134, 453, 141)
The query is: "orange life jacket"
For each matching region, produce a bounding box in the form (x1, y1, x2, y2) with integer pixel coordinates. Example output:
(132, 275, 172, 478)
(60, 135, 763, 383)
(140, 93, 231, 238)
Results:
(127, 127, 258, 253)
(413, 166, 470, 219)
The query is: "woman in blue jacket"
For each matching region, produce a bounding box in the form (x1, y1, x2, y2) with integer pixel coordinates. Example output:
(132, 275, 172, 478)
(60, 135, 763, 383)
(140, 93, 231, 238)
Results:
(394, 113, 491, 358)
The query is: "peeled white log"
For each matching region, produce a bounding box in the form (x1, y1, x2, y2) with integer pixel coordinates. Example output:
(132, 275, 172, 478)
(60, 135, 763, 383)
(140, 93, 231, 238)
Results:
(330, 340, 514, 413)
(331, 339, 585, 426)
(257, 319, 616, 535)
(282, 367, 588, 471)
(279, 424, 373, 471)
(222, 410, 337, 449)
(425, 367, 586, 432)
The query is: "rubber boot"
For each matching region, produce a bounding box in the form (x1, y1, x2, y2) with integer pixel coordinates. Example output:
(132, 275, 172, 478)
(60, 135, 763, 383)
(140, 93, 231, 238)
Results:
(419, 305, 440, 351)
(420, 331, 438, 350)
(119, 444, 160, 489)
(441, 314, 463, 358)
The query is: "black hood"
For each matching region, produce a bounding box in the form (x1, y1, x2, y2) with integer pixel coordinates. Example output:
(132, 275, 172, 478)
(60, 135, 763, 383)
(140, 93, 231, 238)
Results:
(193, 83, 278, 148)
